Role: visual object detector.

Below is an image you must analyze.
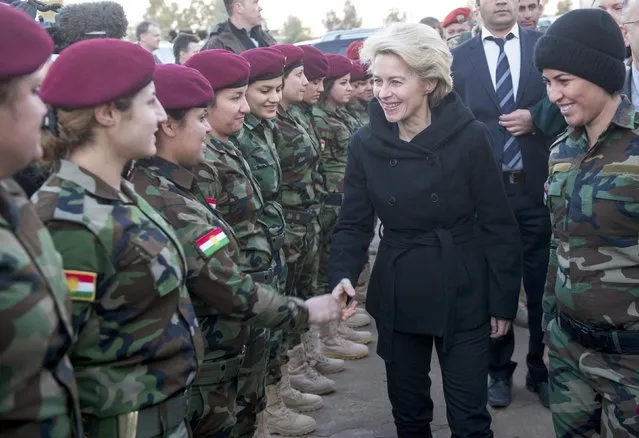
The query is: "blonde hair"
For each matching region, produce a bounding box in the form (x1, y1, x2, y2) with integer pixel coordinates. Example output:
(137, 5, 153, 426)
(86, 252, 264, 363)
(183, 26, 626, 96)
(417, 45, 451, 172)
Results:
(360, 22, 453, 107)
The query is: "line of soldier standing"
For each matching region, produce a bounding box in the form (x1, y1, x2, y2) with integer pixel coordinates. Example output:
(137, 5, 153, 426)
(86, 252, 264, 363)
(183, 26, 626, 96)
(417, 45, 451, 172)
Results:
(0, 4, 381, 438)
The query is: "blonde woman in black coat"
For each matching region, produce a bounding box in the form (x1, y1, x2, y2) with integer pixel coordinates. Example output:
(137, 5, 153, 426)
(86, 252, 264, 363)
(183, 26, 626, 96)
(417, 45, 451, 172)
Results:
(328, 23, 522, 437)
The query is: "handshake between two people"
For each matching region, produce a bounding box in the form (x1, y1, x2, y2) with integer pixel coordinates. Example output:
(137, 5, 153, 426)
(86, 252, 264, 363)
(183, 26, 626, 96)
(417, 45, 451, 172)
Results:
(306, 278, 358, 325)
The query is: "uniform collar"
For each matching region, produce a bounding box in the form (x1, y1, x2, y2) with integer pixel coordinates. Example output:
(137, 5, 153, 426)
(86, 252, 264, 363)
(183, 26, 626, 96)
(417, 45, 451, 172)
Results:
(611, 96, 638, 130)
(55, 159, 134, 203)
(244, 112, 275, 130)
(138, 156, 196, 191)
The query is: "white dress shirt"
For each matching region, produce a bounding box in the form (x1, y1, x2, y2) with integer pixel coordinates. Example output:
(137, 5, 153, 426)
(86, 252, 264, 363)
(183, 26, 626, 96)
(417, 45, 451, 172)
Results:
(631, 63, 639, 111)
(481, 25, 521, 100)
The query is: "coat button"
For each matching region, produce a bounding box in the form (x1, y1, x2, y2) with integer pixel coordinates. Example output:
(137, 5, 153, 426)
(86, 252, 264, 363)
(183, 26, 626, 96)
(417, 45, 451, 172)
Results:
(387, 196, 396, 206)
(389, 159, 398, 167)
(431, 193, 439, 203)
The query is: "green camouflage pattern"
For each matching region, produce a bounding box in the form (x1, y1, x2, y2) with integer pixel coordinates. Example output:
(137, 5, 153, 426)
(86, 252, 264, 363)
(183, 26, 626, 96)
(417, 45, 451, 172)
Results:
(346, 99, 370, 127)
(546, 319, 639, 437)
(129, 156, 310, 350)
(196, 136, 272, 272)
(32, 160, 204, 419)
(447, 30, 473, 49)
(290, 103, 327, 202)
(0, 178, 81, 438)
(543, 98, 639, 436)
(312, 102, 355, 193)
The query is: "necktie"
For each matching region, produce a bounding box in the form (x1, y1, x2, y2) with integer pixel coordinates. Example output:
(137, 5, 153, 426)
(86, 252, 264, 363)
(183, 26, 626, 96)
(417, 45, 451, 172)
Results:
(487, 34, 522, 170)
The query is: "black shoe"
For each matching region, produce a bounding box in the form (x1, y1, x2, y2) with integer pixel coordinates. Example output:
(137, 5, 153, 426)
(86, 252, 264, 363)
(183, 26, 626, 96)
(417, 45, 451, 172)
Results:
(488, 377, 512, 408)
(526, 373, 550, 409)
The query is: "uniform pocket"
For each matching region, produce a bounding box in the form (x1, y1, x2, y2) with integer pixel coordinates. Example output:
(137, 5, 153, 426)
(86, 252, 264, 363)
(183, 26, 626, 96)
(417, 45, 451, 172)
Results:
(129, 234, 182, 297)
(591, 175, 639, 235)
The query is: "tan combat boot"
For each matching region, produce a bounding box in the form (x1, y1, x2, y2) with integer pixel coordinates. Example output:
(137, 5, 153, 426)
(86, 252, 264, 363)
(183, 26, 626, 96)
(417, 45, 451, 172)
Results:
(344, 308, 371, 328)
(265, 384, 316, 436)
(253, 412, 272, 438)
(320, 321, 369, 360)
(280, 364, 323, 413)
(302, 328, 345, 375)
(288, 344, 336, 395)
(338, 322, 374, 345)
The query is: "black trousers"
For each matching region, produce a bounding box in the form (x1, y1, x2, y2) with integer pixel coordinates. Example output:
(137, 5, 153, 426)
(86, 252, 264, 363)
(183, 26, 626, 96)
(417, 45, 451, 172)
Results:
(489, 182, 551, 383)
(384, 325, 493, 438)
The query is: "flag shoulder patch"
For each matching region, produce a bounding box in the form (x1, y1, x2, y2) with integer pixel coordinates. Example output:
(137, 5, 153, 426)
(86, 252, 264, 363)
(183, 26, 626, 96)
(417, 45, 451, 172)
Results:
(64, 270, 97, 302)
(195, 227, 230, 258)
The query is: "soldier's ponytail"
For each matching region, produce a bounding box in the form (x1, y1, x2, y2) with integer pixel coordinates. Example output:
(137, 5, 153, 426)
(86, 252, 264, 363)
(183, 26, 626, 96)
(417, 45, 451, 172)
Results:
(41, 108, 96, 162)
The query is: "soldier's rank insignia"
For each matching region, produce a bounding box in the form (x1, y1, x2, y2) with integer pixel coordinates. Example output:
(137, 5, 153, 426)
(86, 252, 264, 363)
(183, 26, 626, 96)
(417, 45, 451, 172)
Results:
(64, 270, 97, 302)
(196, 228, 230, 258)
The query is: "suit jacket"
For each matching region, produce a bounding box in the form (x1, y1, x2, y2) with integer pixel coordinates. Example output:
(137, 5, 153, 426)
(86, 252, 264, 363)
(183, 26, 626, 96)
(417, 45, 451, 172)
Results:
(451, 27, 553, 205)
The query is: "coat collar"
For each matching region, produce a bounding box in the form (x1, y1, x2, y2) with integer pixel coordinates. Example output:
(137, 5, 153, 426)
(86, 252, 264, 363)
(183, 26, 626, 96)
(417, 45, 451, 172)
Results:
(55, 159, 134, 204)
(136, 156, 196, 192)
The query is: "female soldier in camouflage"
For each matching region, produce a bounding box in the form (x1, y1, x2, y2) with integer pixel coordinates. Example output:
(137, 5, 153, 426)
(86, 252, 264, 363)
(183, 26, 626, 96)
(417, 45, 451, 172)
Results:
(536, 10, 639, 437)
(0, 7, 81, 438)
(346, 61, 373, 127)
(33, 39, 204, 438)
(313, 54, 371, 361)
(129, 64, 345, 438)
(271, 44, 340, 402)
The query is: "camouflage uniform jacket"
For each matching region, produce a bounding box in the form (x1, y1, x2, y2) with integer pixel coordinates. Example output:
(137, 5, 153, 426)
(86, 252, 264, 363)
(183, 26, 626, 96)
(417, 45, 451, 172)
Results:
(543, 98, 639, 331)
(276, 105, 322, 212)
(0, 178, 81, 437)
(196, 135, 273, 273)
(131, 157, 309, 353)
(290, 103, 327, 202)
(346, 100, 370, 127)
(32, 160, 204, 418)
(232, 114, 286, 236)
(312, 103, 355, 193)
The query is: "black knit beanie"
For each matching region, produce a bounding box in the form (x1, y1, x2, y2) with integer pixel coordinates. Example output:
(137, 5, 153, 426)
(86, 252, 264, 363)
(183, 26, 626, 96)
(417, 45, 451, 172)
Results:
(534, 9, 626, 94)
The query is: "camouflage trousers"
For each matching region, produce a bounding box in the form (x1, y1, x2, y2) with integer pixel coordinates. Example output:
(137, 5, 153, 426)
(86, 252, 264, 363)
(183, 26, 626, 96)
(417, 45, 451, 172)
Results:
(231, 251, 286, 438)
(84, 412, 189, 438)
(547, 318, 639, 437)
(317, 204, 340, 296)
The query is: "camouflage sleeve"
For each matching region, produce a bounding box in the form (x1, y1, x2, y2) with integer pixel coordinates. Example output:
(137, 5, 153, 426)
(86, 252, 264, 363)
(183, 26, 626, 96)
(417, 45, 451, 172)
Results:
(528, 95, 567, 138)
(194, 161, 222, 202)
(46, 224, 112, 335)
(163, 202, 309, 332)
(542, 233, 558, 335)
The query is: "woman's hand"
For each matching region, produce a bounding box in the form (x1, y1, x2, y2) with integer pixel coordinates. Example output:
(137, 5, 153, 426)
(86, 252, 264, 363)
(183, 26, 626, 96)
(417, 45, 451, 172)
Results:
(331, 278, 358, 320)
(306, 295, 342, 325)
(543, 345, 549, 368)
(490, 317, 511, 339)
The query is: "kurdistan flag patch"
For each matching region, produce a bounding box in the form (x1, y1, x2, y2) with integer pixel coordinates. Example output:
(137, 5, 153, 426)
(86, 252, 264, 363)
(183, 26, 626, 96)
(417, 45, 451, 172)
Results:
(206, 198, 217, 209)
(64, 270, 97, 302)
(196, 227, 230, 258)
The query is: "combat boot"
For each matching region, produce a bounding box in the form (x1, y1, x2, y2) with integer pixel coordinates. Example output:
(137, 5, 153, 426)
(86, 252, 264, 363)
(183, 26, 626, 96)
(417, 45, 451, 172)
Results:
(320, 321, 369, 360)
(253, 412, 272, 438)
(344, 308, 371, 328)
(280, 364, 323, 413)
(302, 328, 345, 375)
(265, 384, 316, 436)
(288, 345, 336, 395)
(338, 322, 374, 345)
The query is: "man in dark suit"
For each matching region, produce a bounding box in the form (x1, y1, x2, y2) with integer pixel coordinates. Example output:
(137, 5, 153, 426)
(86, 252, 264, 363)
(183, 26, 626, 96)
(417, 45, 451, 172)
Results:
(451, 0, 552, 409)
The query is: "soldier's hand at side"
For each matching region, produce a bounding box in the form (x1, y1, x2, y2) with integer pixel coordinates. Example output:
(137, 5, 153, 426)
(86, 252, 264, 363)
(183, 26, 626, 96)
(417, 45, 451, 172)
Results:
(543, 345, 549, 368)
(306, 295, 341, 325)
(499, 109, 534, 137)
(490, 317, 511, 339)
(331, 278, 358, 320)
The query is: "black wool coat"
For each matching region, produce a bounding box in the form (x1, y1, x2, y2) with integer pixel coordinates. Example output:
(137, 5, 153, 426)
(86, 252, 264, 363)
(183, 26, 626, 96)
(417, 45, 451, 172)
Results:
(328, 92, 522, 360)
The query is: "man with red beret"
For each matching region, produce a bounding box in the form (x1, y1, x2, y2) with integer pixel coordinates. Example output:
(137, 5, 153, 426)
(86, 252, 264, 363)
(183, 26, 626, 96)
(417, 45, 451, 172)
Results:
(442, 7, 472, 41)
(203, 0, 276, 54)
(186, 48, 322, 437)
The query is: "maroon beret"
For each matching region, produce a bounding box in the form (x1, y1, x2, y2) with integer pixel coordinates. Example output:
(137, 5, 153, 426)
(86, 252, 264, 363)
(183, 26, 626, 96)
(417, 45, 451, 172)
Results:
(40, 39, 155, 109)
(241, 47, 285, 83)
(325, 54, 353, 80)
(272, 44, 304, 72)
(185, 49, 250, 90)
(442, 7, 471, 28)
(154, 64, 213, 110)
(350, 61, 369, 81)
(346, 40, 364, 62)
(300, 45, 328, 81)
(0, 5, 54, 80)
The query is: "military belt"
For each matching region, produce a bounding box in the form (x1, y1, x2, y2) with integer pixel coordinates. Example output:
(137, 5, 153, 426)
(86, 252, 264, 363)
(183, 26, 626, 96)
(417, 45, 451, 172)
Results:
(193, 353, 245, 386)
(284, 207, 319, 225)
(558, 313, 639, 354)
(325, 192, 343, 206)
(250, 266, 275, 284)
(84, 388, 189, 438)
